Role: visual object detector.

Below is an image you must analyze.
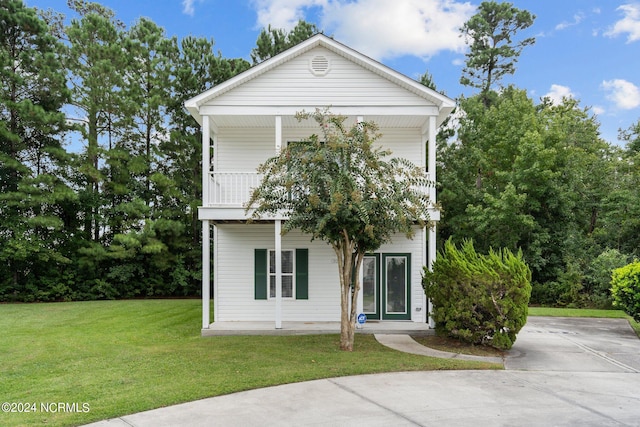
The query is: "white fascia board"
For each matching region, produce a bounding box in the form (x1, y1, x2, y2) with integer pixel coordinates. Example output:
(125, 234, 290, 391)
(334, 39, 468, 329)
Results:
(198, 105, 440, 117)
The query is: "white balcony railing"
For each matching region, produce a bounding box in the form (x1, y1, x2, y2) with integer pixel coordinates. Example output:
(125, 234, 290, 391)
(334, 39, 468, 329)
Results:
(208, 172, 262, 207)
(206, 171, 434, 208)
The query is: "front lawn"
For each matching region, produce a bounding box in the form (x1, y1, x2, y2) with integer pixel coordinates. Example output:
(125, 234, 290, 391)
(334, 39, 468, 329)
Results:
(0, 300, 497, 427)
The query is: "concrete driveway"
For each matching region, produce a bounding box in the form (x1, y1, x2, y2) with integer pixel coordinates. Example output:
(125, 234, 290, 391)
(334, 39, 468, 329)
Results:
(85, 317, 640, 427)
(506, 316, 640, 372)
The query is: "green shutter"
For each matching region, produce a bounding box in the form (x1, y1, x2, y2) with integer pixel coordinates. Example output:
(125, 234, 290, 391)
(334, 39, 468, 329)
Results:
(296, 248, 308, 300)
(254, 249, 267, 300)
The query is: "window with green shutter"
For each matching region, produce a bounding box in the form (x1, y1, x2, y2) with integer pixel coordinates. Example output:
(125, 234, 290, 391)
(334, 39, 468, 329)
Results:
(254, 249, 268, 300)
(254, 248, 308, 300)
(296, 248, 308, 299)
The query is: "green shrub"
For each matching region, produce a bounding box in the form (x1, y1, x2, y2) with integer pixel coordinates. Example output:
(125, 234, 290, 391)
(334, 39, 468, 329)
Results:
(611, 260, 640, 322)
(423, 239, 532, 350)
(585, 249, 630, 308)
(530, 280, 564, 306)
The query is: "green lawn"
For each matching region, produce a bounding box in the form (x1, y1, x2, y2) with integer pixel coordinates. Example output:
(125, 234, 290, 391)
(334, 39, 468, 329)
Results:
(0, 300, 498, 427)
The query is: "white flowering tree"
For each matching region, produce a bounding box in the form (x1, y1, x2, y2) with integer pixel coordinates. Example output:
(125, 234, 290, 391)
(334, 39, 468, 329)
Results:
(247, 109, 431, 351)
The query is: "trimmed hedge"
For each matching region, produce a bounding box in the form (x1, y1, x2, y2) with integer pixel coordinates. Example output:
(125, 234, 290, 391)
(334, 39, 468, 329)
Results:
(611, 260, 640, 322)
(423, 239, 532, 350)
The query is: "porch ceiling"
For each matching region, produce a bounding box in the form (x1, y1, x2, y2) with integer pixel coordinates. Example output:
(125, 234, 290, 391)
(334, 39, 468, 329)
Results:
(208, 114, 430, 130)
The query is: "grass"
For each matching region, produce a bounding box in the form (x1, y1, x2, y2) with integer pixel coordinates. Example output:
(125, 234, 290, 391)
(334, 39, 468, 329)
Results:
(529, 306, 640, 336)
(0, 300, 498, 427)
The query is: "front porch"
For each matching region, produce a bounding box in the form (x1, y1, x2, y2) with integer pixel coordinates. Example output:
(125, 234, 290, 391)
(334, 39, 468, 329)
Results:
(201, 320, 434, 336)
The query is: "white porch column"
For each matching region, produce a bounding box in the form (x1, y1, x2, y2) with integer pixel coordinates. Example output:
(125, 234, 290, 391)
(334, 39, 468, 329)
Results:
(275, 220, 282, 329)
(427, 115, 437, 327)
(428, 224, 437, 328)
(213, 224, 218, 323)
(356, 260, 364, 328)
(427, 115, 437, 202)
(201, 114, 211, 330)
(274, 115, 283, 329)
(202, 116, 211, 206)
(202, 220, 210, 329)
(275, 115, 282, 154)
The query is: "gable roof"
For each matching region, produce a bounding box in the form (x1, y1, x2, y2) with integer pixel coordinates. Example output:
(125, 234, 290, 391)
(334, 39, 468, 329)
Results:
(185, 34, 455, 124)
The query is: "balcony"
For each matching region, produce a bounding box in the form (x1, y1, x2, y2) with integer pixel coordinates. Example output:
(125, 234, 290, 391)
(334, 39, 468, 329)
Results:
(207, 172, 262, 207)
(201, 171, 438, 221)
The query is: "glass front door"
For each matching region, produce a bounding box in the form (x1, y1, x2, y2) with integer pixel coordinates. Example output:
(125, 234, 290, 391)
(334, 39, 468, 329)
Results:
(363, 255, 380, 319)
(362, 254, 410, 320)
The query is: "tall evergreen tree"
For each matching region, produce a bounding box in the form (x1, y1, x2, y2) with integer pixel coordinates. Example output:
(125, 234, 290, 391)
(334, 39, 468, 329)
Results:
(460, 1, 535, 105)
(250, 20, 321, 64)
(122, 18, 175, 213)
(0, 0, 73, 300)
(64, 0, 127, 242)
(162, 36, 250, 292)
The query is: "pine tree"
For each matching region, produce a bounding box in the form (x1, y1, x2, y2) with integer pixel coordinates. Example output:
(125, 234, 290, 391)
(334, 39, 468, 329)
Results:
(0, 0, 73, 299)
(64, 0, 127, 242)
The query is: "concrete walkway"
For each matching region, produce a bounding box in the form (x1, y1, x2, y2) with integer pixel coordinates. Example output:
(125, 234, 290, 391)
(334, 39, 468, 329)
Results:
(374, 333, 504, 364)
(85, 317, 640, 427)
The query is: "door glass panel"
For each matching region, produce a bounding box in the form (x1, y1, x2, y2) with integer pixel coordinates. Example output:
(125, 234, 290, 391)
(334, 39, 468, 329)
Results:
(386, 257, 406, 314)
(363, 257, 376, 314)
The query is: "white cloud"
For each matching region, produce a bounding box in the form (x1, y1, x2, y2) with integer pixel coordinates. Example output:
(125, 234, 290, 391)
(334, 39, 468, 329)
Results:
(602, 79, 640, 109)
(544, 84, 575, 105)
(324, 0, 475, 60)
(555, 13, 584, 31)
(252, 0, 328, 30)
(182, 0, 196, 16)
(604, 3, 640, 42)
(592, 106, 605, 115)
(250, 0, 475, 60)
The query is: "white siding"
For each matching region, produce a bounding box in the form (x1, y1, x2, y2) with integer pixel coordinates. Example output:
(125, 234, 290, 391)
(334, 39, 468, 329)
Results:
(215, 126, 423, 172)
(213, 47, 433, 108)
(215, 224, 340, 322)
(215, 224, 426, 322)
(377, 128, 424, 167)
(216, 128, 274, 172)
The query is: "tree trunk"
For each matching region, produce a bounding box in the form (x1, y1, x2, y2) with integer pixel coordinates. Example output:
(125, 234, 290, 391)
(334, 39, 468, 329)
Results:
(334, 237, 356, 351)
(334, 233, 366, 351)
(340, 278, 354, 351)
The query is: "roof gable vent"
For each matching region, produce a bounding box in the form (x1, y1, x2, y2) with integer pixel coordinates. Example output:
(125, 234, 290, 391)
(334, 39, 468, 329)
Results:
(309, 55, 330, 76)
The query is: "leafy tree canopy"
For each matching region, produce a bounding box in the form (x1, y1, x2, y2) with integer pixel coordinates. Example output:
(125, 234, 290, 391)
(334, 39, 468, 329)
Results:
(247, 109, 432, 350)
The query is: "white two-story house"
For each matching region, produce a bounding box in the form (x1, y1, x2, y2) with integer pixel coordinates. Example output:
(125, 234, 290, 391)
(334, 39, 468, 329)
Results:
(185, 34, 454, 331)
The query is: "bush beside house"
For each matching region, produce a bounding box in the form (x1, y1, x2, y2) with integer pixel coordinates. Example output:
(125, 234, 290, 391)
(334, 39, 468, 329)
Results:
(423, 239, 532, 350)
(611, 261, 640, 322)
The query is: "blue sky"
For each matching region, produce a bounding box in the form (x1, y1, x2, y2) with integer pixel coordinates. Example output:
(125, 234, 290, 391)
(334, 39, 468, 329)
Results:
(27, 0, 640, 146)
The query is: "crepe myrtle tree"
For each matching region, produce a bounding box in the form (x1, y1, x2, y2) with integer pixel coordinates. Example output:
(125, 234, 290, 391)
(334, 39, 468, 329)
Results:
(246, 109, 432, 351)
